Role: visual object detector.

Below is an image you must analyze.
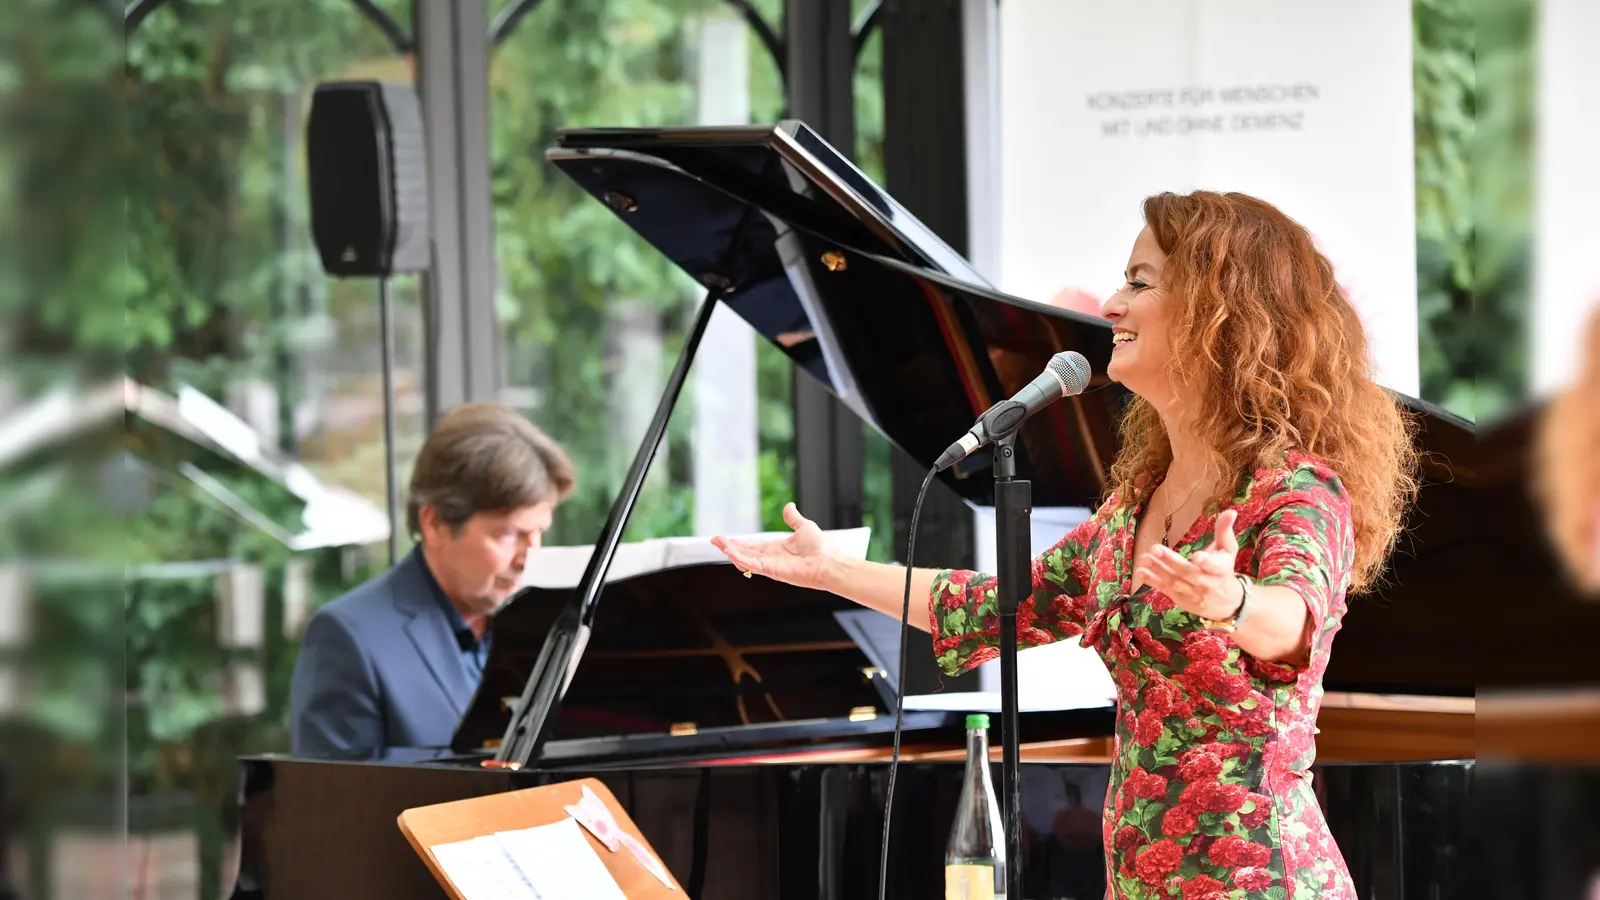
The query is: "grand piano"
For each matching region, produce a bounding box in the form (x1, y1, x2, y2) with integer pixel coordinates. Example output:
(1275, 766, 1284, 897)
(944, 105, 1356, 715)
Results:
(227, 121, 1594, 899)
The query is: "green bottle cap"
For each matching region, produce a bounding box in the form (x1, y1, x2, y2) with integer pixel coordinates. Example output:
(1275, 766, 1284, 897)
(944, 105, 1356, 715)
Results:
(965, 713, 990, 730)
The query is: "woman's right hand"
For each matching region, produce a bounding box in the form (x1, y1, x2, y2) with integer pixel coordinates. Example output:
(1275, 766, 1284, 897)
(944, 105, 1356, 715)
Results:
(710, 502, 842, 593)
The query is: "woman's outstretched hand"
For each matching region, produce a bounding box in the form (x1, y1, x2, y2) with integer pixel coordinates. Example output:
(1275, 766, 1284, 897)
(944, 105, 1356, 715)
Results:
(1135, 508, 1245, 621)
(710, 502, 841, 593)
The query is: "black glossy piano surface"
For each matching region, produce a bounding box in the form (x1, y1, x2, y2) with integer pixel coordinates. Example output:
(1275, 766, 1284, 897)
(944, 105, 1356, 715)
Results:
(224, 122, 1600, 900)
(231, 753, 1474, 900)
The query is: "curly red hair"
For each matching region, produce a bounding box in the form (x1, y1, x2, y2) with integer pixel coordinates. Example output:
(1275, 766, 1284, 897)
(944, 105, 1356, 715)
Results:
(1108, 191, 1419, 592)
(1536, 304, 1600, 592)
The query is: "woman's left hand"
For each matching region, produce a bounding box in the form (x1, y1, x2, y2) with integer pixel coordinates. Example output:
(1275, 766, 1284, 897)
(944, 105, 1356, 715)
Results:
(1135, 509, 1246, 621)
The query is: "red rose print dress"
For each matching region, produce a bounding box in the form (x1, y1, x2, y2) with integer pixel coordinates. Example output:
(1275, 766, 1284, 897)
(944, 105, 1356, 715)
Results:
(928, 453, 1357, 899)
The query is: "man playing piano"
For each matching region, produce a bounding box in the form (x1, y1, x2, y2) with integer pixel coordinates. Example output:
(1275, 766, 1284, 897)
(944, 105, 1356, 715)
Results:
(714, 191, 1418, 899)
(289, 403, 575, 757)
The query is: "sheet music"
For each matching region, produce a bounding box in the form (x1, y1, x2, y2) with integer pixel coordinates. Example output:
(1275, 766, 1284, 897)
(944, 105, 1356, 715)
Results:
(903, 639, 1117, 713)
(519, 527, 871, 589)
(493, 818, 628, 900)
(430, 818, 628, 900)
(429, 835, 541, 900)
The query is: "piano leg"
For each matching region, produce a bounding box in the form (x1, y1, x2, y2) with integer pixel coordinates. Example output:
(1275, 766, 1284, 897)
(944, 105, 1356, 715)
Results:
(1476, 762, 1600, 899)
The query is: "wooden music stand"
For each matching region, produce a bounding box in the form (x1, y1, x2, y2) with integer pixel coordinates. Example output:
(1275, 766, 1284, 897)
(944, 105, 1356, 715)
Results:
(397, 777, 682, 900)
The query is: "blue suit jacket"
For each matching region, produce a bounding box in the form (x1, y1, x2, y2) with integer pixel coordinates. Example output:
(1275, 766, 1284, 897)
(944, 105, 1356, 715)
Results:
(288, 552, 482, 756)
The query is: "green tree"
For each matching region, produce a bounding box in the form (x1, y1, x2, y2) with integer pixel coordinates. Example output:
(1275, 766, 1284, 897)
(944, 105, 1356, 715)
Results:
(488, 0, 793, 545)
(1413, 0, 1531, 421)
(2, 3, 413, 895)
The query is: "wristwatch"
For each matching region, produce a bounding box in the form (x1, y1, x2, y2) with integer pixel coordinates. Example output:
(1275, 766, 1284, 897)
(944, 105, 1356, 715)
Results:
(1200, 573, 1253, 634)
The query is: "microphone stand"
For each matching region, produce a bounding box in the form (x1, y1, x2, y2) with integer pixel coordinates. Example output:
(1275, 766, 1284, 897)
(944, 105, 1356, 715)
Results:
(992, 431, 1029, 900)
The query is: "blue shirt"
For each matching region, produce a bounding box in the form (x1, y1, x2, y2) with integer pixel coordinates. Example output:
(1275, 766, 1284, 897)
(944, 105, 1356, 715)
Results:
(411, 546, 491, 686)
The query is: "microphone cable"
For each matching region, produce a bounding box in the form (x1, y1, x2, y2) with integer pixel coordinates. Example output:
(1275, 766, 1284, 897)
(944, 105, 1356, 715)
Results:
(877, 464, 938, 900)
(874, 362, 1105, 899)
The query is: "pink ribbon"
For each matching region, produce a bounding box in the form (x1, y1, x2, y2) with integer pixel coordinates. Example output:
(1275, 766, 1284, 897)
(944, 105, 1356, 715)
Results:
(564, 784, 676, 889)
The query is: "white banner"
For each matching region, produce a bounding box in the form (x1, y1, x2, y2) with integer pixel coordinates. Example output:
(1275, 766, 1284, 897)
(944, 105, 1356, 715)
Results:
(1534, 0, 1600, 397)
(998, 0, 1419, 396)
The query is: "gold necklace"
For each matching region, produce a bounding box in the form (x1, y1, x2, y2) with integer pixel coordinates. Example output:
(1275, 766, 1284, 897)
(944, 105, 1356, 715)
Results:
(1159, 478, 1204, 548)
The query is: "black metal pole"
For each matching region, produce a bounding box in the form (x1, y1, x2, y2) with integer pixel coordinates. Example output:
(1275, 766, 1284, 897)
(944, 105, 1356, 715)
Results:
(378, 275, 399, 566)
(495, 290, 722, 766)
(992, 432, 1030, 900)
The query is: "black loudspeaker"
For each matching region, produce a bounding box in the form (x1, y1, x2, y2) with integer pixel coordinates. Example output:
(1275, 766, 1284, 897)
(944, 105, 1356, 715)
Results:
(306, 80, 430, 277)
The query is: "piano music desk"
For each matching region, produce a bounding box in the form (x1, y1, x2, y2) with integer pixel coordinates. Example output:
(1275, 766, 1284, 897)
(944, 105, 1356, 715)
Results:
(397, 777, 682, 900)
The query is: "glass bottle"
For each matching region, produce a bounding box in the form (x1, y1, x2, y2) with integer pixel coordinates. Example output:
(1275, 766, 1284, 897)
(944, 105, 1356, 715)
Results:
(945, 713, 1007, 900)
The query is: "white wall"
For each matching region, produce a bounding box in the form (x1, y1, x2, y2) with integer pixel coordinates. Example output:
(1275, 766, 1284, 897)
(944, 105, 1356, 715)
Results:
(996, 0, 1420, 395)
(1533, 0, 1600, 396)
(690, 13, 763, 537)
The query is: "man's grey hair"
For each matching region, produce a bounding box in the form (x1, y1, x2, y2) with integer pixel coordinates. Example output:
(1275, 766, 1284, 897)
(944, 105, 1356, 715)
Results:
(405, 403, 575, 537)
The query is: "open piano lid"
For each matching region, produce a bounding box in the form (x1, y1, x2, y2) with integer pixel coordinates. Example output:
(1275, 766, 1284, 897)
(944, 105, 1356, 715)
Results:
(460, 122, 1594, 765)
(545, 120, 1131, 508)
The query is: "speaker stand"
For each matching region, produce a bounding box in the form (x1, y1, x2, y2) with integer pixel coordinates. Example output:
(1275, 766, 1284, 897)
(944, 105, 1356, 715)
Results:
(378, 275, 399, 566)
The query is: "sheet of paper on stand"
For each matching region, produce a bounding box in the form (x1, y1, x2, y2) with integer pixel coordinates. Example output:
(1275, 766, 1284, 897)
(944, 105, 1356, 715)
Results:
(428, 835, 540, 900)
(518, 528, 871, 589)
(564, 784, 677, 889)
(493, 818, 628, 900)
(903, 642, 1116, 712)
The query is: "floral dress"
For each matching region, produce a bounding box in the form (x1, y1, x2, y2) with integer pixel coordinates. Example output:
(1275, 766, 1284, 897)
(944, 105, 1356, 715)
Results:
(929, 453, 1357, 899)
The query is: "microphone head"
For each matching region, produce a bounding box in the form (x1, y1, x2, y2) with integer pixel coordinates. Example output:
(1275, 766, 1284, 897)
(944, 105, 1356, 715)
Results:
(1047, 350, 1092, 396)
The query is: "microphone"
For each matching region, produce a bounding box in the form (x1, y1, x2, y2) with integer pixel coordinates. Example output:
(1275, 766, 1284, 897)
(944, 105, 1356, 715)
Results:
(934, 350, 1091, 472)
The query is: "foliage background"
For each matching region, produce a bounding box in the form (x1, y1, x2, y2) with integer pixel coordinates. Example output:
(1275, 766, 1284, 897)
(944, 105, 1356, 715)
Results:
(1413, 0, 1529, 423)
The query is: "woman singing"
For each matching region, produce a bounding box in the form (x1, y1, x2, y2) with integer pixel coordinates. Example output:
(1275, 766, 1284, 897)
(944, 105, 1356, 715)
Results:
(1537, 303, 1600, 594)
(712, 190, 1418, 899)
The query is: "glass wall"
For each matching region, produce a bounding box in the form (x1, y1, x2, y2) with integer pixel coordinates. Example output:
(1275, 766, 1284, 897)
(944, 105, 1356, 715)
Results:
(124, 1, 429, 532)
(489, 0, 797, 550)
(5, 3, 886, 895)
(6, 2, 423, 896)
(1414, 0, 1527, 420)
(852, 4, 896, 564)
(486, 0, 897, 562)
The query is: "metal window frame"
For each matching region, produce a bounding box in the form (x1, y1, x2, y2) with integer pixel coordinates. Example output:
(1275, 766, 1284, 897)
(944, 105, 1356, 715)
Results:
(879, 0, 981, 574)
(414, 0, 500, 422)
(786, 0, 867, 532)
